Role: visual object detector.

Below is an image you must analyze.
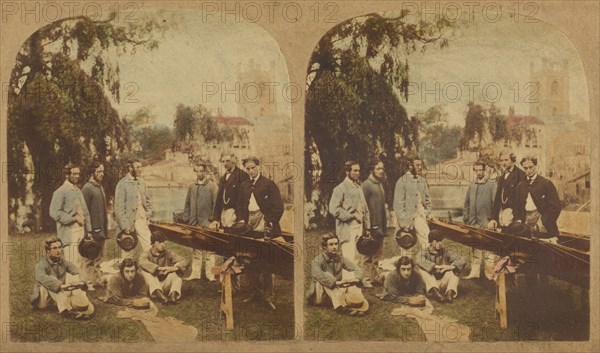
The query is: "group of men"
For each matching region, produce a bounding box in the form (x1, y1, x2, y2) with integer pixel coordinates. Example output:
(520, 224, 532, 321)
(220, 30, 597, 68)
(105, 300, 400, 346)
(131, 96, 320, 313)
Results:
(308, 150, 561, 315)
(32, 151, 284, 319)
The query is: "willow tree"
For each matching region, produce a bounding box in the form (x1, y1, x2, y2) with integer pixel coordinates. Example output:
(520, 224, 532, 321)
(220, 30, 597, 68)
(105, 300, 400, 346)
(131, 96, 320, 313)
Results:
(8, 12, 170, 231)
(305, 11, 457, 218)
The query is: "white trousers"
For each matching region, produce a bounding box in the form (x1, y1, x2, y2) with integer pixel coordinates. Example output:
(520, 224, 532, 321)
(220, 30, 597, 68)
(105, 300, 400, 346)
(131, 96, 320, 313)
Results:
(188, 249, 218, 280)
(34, 287, 93, 314)
(419, 270, 459, 298)
(314, 282, 362, 309)
(143, 272, 182, 299)
(340, 222, 362, 280)
(121, 216, 152, 259)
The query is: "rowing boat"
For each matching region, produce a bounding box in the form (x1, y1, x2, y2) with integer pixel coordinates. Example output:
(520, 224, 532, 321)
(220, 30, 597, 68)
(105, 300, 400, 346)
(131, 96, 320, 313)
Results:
(428, 219, 590, 289)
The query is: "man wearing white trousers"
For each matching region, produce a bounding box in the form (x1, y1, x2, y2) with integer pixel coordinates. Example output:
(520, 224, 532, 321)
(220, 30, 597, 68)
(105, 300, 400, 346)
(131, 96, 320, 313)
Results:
(139, 232, 188, 304)
(49, 164, 92, 282)
(463, 161, 497, 279)
(328, 161, 370, 280)
(182, 163, 219, 281)
(114, 160, 152, 259)
(393, 157, 434, 255)
(418, 229, 466, 303)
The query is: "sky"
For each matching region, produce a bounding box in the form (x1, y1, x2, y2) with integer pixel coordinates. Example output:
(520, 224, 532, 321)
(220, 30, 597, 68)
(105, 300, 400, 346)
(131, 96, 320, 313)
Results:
(115, 10, 291, 128)
(398, 14, 590, 126)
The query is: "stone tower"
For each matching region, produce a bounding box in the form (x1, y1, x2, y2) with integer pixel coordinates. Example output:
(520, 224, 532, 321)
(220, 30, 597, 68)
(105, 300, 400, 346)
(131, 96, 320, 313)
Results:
(236, 59, 278, 119)
(529, 59, 570, 117)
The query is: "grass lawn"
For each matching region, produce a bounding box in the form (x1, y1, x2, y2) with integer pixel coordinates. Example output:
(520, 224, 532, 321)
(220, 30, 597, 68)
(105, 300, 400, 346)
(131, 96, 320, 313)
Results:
(7, 232, 294, 342)
(303, 228, 589, 342)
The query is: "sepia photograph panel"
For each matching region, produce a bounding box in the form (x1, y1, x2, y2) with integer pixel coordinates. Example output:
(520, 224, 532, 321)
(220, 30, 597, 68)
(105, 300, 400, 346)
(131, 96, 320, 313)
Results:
(4, 9, 295, 343)
(304, 8, 591, 342)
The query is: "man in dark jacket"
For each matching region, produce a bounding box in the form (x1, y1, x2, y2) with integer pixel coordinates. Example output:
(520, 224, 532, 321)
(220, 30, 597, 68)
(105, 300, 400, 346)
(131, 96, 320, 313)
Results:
(514, 156, 561, 237)
(209, 151, 250, 232)
(377, 256, 426, 304)
(237, 156, 284, 310)
(360, 160, 387, 286)
(418, 230, 466, 303)
(139, 232, 188, 304)
(102, 258, 149, 306)
(488, 151, 527, 230)
(82, 161, 108, 288)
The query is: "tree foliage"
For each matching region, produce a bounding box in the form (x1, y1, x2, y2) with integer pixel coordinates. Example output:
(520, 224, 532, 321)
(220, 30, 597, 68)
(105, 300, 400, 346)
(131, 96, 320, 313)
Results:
(305, 12, 456, 215)
(173, 104, 235, 145)
(416, 105, 462, 165)
(8, 13, 169, 231)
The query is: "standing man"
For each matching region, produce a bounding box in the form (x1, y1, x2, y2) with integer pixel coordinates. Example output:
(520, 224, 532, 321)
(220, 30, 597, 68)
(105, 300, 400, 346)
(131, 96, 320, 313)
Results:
(49, 163, 92, 275)
(463, 161, 496, 279)
(361, 160, 387, 286)
(114, 159, 152, 258)
(237, 157, 284, 310)
(182, 163, 219, 281)
(393, 157, 433, 252)
(82, 161, 108, 288)
(209, 151, 250, 232)
(139, 232, 188, 304)
(328, 161, 371, 279)
(487, 151, 527, 230)
(514, 156, 561, 237)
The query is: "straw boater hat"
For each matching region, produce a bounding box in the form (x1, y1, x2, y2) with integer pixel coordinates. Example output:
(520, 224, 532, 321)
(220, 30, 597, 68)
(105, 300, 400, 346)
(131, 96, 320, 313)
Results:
(132, 297, 151, 310)
(343, 292, 369, 312)
(395, 227, 417, 249)
(78, 236, 102, 260)
(70, 294, 95, 316)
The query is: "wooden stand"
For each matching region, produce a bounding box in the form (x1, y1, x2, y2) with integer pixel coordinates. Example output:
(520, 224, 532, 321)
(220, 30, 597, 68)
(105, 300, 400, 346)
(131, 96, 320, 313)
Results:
(495, 271, 508, 329)
(215, 267, 234, 330)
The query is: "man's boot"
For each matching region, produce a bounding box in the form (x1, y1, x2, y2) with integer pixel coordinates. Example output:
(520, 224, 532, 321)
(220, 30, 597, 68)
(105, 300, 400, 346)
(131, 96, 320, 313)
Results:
(445, 289, 456, 303)
(153, 290, 168, 304)
(427, 287, 445, 303)
(167, 292, 178, 304)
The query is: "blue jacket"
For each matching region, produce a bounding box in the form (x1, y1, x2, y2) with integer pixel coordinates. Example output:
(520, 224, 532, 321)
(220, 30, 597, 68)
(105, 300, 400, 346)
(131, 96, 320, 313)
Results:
(393, 172, 432, 228)
(306, 252, 363, 300)
(463, 178, 496, 227)
(31, 255, 86, 304)
(114, 174, 152, 232)
(49, 181, 92, 243)
(328, 177, 371, 244)
(182, 178, 218, 227)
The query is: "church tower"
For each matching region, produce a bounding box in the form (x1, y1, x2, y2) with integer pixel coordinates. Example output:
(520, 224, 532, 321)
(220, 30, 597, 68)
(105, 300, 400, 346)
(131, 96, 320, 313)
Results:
(529, 59, 570, 117)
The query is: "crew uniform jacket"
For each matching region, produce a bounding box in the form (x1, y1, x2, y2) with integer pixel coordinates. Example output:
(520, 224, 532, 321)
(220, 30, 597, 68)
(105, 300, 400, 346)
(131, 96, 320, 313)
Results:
(393, 172, 432, 228)
(82, 180, 109, 240)
(463, 177, 496, 227)
(491, 166, 527, 221)
(182, 178, 218, 227)
(30, 255, 87, 304)
(49, 180, 92, 243)
(211, 166, 250, 222)
(514, 174, 561, 236)
(114, 174, 152, 232)
(139, 247, 188, 278)
(104, 271, 148, 306)
(237, 174, 284, 233)
(328, 177, 371, 244)
(305, 252, 363, 300)
(419, 246, 466, 280)
(362, 174, 387, 234)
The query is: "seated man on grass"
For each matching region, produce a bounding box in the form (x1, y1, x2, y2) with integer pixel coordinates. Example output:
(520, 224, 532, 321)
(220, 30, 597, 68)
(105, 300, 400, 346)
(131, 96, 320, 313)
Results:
(418, 229, 466, 303)
(30, 235, 94, 319)
(377, 256, 426, 305)
(306, 233, 369, 316)
(102, 258, 150, 307)
(139, 231, 188, 305)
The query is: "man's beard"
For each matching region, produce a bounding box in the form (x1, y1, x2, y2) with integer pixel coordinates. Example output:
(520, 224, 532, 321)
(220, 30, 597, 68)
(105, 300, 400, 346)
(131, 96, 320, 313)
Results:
(326, 251, 341, 261)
